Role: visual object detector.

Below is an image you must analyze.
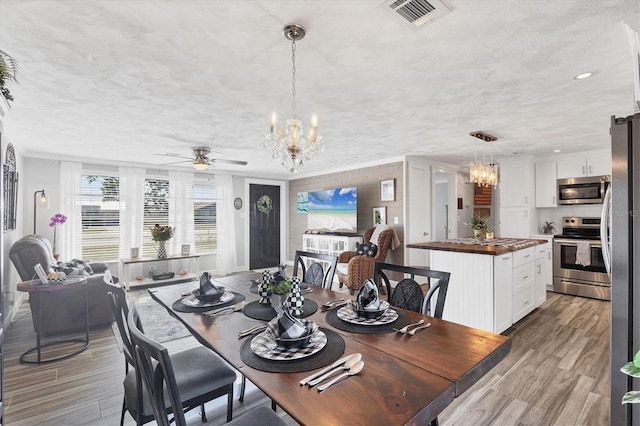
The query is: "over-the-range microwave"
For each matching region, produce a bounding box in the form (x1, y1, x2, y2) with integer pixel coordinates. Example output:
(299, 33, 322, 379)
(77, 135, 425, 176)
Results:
(557, 175, 610, 205)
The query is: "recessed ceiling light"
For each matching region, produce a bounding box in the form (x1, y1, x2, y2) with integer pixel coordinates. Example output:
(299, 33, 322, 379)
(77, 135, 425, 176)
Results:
(554, 149, 561, 153)
(573, 72, 594, 80)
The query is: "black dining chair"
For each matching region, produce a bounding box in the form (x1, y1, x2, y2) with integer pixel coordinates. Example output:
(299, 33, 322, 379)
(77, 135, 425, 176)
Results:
(292, 250, 338, 289)
(116, 300, 236, 425)
(373, 262, 451, 318)
(127, 303, 285, 426)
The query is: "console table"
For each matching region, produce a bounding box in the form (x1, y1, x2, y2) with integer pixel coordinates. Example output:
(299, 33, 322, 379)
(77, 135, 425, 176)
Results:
(302, 233, 362, 257)
(120, 254, 200, 291)
(17, 276, 89, 364)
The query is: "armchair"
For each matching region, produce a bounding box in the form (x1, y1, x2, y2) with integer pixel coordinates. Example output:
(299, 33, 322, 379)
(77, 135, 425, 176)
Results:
(336, 227, 394, 294)
(9, 234, 117, 334)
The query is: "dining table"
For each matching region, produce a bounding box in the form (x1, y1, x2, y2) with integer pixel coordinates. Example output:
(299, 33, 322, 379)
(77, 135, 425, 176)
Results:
(148, 272, 511, 425)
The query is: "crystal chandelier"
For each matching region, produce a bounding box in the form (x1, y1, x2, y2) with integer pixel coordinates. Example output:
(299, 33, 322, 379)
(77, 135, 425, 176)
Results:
(264, 24, 323, 174)
(469, 131, 498, 187)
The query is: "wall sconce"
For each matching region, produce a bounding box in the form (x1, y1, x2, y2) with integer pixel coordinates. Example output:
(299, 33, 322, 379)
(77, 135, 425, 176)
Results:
(33, 189, 47, 234)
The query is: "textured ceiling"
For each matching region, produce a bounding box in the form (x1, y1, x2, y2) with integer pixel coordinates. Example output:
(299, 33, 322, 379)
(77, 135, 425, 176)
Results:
(0, 0, 638, 179)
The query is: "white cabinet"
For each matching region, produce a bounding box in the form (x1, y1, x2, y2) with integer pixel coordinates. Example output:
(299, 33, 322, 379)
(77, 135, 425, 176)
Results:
(531, 235, 553, 303)
(556, 150, 611, 179)
(120, 255, 200, 291)
(535, 161, 557, 207)
(499, 161, 530, 207)
(494, 253, 513, 334)
(302, 234, 362, 257)
(511, 247, 535, 323)
(499, 207, 530, 238)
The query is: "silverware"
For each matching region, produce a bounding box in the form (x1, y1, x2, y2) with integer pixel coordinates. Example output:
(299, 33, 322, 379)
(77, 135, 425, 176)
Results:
(299, 353, 357, 386)
(322, 298, 344, 307)
(203, 301, 244, 317)
(393, 319, 425, 334)
(317, 361, 365, 392)
(238, 324, 267, 338)
(320, 301, 349, 311)
(301, 287, 313, 294)
(407, 322, 432, 336)
(307, 353, 362, 387)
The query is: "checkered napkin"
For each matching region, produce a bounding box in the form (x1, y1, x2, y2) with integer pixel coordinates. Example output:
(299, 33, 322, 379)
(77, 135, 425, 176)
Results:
(338, 303, 397, 325)
(356, 278, 382, 310)
(277, 305, 307, 339)
(251, 319, 326, 361)
(286, 276, 304, 316)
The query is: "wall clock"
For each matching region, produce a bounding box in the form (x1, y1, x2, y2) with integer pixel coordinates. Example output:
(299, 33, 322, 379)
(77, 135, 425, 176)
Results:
(234, 197, 243, 210)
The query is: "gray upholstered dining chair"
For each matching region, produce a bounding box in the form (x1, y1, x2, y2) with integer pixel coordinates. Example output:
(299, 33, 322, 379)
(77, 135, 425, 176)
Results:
(373, 262, 451, 318)
(115, 299, 236, 425)
(127, 303, 285, 426)
(292, 250, 338, 289)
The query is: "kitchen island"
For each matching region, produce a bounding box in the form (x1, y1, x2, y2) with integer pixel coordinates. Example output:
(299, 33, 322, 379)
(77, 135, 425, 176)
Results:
(407, 238, 547, 334)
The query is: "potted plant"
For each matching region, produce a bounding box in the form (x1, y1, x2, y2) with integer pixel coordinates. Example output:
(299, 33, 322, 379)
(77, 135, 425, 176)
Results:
(621, 350, 640, 404)
(0, 50, 18, 102)
(541, 221, 556, 234)
(465, 213, 490, 240)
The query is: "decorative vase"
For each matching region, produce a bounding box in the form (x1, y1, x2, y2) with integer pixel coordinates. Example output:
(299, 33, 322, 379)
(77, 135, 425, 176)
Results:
(157, 240, 167, 258)
(473, 229, 486, 240)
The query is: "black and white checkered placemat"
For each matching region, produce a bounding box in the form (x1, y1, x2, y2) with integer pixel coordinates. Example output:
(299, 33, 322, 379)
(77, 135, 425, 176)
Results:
(250, 327, 327, 361)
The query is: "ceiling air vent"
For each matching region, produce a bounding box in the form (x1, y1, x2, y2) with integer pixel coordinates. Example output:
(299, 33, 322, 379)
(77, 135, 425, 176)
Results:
(380, 0, 451, 30)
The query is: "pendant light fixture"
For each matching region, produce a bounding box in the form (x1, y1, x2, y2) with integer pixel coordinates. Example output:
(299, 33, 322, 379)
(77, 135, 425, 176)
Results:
(469, 131, 498, 187)
(264, 24, 323, 174)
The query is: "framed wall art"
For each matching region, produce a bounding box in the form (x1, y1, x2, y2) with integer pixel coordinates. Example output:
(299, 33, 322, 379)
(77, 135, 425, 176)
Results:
(380, 179, 395, 201)
(181, 244, 191, 256)
(373, 206, 387, 225)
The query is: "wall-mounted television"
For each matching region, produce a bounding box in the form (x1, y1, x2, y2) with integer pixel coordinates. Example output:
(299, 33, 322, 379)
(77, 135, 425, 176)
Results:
(307, 187, 357, 234)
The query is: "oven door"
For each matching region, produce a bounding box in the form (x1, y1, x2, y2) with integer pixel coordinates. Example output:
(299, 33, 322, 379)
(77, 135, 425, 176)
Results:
(553, 239, 610, 285)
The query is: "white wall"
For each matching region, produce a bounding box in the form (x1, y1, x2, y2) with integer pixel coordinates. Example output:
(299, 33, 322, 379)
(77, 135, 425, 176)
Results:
(456, 171, 474, 237)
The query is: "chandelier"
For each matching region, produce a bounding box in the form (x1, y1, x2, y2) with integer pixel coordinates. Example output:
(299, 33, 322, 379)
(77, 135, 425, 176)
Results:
(264, 24, 323, 174)
(469, 131, 498, 187)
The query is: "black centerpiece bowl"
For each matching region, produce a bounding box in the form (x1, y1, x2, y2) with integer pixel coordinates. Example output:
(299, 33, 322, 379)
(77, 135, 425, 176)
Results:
(350, 300, 389, 320)
(274, 319, 318, 349)
(194, 286, 225, 303)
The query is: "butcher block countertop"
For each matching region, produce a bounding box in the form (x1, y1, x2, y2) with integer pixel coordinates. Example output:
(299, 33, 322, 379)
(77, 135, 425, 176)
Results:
(406, 238, 548, 256)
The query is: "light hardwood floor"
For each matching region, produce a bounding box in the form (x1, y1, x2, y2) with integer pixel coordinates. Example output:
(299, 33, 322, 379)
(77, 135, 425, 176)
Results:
(3, 291, 609, 425)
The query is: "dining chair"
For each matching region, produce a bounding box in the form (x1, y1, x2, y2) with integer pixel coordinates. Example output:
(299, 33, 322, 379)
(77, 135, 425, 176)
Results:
(292, 250, 338, 289)
(373, 262, 451, 318)
(117, 300, 236, 425)
(127, 303, 285, 426)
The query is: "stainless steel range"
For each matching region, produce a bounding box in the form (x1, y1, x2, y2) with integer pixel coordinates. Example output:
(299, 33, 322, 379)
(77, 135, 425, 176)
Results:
(553, 217, 610, 300)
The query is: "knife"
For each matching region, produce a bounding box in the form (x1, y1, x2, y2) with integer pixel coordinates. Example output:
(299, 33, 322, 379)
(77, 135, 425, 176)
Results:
(299, 353, 358, 386)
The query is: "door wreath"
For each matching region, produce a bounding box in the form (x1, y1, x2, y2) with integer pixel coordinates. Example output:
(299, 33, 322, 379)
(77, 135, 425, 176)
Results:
(257, 195, 273, 214)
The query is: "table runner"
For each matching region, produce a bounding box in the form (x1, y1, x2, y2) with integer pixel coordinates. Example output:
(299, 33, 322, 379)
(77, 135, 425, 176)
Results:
(171, 292, 245, 313)
(243, 300, 318, 321)
(325, 308, 411, 334)
(240, 327, 344, 373)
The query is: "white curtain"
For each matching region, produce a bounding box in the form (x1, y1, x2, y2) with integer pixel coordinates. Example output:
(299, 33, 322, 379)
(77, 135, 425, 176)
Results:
(59, 161, 83, 260)
(169, 170, 195, 254)
(119, 167, 145, 258)
(216, 174, 237, 275)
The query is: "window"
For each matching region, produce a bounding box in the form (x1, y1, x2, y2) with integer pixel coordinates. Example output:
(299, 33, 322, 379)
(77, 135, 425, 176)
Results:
(80, 175, 120, 260)
(142, 178, 169, 257)
(193, 183, 219, 252)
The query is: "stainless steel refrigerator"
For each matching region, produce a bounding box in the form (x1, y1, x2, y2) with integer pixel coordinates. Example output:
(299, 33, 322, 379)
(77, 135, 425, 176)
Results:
(607, 113, 640, 424)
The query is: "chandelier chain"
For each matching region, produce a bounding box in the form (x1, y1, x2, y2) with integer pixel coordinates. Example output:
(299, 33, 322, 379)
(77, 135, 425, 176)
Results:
(291, 39, 297, 119)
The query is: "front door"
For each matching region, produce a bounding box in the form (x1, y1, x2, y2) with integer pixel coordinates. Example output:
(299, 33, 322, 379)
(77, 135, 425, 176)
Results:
(249, 184, 280, 270)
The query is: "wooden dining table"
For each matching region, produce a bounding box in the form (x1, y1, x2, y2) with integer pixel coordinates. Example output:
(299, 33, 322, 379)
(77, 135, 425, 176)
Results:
(148, 272, 511, 425)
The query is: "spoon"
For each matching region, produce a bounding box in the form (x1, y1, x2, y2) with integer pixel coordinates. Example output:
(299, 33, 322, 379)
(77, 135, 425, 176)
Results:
(393, 319, 425, 334)
(407, 322, 432, 336)
(307, 353, 362, 387)
(317, 361, 365, 392)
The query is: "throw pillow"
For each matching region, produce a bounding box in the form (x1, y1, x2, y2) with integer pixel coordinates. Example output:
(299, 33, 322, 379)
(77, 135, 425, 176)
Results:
(355, 242, 378, 257)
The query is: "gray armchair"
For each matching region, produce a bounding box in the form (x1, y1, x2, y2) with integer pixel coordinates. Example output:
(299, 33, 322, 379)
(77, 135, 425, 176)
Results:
(9, 234, 117, 334)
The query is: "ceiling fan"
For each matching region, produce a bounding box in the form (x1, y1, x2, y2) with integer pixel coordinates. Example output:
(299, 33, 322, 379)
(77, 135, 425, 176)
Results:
(155, 147, 247, 170)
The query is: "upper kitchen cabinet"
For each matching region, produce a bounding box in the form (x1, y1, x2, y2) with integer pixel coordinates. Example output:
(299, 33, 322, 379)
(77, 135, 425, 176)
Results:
(499, 160, 531, 207)
(535, 161, 557, 208)
(556, 149, 611, 179)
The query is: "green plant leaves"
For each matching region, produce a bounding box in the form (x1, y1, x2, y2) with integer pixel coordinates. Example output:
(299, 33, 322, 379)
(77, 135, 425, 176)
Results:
(621, 360, 640, 377)
(622, 391, 640, 404)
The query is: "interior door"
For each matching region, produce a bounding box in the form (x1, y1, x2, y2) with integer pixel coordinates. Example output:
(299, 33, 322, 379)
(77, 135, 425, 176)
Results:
(249, 184, 280, 270)
(405, 159, 431, 267)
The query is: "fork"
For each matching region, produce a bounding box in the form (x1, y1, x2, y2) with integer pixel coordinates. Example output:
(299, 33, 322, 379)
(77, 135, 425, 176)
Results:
(203, 301, 244, 317)
(407, 322, 431, 336)
(238, 324, 267, 338)
(393, 319, 425, 334)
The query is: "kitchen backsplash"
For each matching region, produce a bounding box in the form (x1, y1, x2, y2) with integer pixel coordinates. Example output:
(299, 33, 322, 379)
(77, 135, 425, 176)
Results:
(537, 204, 603, 234)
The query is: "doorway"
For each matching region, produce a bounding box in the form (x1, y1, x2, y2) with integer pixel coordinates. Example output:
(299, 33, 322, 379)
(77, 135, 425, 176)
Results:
(249, 184, 280, 270)
(433, 169, 456, 241)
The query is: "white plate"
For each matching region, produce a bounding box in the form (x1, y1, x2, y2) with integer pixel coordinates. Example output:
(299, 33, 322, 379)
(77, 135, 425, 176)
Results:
(181, 291, 235, 307)
(337, 304, 398, 326)
(250, 320, 327, 361)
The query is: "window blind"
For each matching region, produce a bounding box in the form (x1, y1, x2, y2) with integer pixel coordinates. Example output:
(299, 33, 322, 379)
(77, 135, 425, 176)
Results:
(79, 175, 120, 261)
(193, 183, 220, 253)
(143, 178, 170, 257)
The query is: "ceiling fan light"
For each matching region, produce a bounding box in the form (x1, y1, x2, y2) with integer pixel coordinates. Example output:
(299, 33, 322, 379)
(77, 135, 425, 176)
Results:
(193, 162, 209, 171)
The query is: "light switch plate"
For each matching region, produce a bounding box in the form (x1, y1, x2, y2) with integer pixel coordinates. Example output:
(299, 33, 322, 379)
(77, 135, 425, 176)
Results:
(394, 216, 399, 224)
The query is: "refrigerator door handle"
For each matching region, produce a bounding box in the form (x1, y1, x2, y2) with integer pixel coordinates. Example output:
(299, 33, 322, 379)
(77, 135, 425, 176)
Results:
(600, 185, 612, 276)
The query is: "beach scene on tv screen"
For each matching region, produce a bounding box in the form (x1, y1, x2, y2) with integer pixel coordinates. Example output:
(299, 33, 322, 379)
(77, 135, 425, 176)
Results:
(308, 187, 357, 232)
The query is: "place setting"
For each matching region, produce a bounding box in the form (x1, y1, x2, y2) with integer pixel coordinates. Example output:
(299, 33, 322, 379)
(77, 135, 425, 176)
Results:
(325, 279, 411, 334)
(239, 291, 344, 373)
(171, 272, 245, 313)
(243, 270, 318, 321)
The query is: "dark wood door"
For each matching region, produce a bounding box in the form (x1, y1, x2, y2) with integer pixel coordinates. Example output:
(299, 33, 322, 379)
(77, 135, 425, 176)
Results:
(249, 184, 280, 270)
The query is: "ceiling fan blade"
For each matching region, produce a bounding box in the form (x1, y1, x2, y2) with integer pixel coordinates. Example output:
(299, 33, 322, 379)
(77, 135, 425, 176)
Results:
(213, 159, 248, 166)
(163, 159, 193, 165)
(155, 152, 193, 160)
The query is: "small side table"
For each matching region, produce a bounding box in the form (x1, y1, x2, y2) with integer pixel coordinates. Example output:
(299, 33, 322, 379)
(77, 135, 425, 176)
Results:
(17, 276, 89, 364)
